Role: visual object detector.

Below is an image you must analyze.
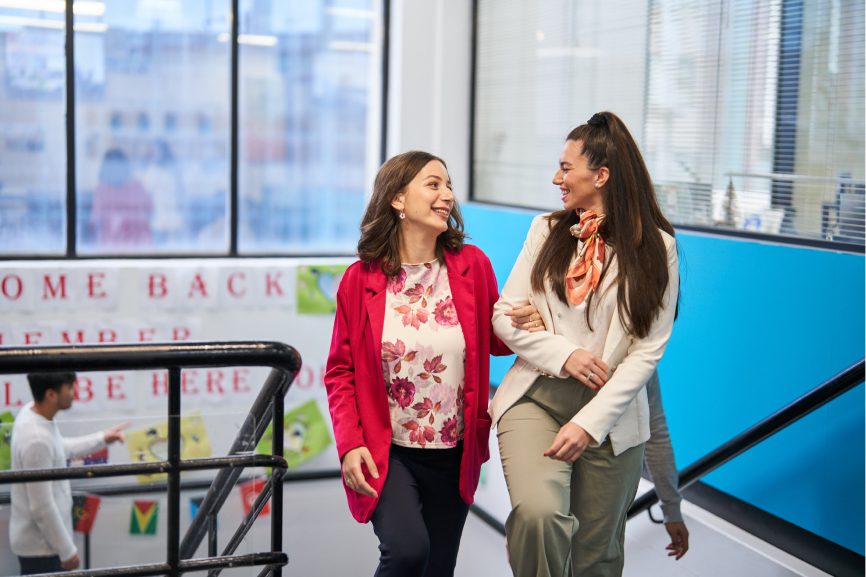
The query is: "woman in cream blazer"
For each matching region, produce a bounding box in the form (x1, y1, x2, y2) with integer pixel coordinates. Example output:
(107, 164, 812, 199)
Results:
(491, 112, 679, 577)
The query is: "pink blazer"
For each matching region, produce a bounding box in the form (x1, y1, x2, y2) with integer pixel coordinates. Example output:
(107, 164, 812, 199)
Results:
(324, 245, 511, 522)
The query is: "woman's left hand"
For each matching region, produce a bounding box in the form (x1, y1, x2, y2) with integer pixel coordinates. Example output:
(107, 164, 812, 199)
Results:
(543, 422, 591, 462)
(665, 522, 690, 560)
(506, 303, 546, 332)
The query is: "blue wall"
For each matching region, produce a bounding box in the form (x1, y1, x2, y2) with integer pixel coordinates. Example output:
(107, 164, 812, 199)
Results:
(463, 202, 865, 554)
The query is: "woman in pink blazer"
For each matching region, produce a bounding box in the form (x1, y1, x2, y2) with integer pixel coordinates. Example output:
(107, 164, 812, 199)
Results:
(324, 151, 510, 577)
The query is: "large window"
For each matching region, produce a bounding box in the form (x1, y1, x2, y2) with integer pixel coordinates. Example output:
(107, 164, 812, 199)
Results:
(239, 1, 381, 253)
(474, 1, 648, 208)
(0, 0, 383, 257)
(0, 4, 67, 255)
(75, 1, 231, 255)
(473, 0, 865, 248)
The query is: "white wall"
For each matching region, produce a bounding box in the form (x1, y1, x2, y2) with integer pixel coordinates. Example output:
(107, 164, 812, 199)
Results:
(387, 0, 474, 202)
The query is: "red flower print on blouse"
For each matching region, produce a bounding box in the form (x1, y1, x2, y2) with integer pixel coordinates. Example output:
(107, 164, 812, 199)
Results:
(439, 416, 458, 446)
(433, 296, 459, 327)
(382, 339, 417, 374)
(389, 377, 416, 408)
(431, 381, 457, 413)
(419, 354, 447, 384)
(394, 304, 429, 330)
(402, 420, 436, 448)
(404, 283, 433, 308)
(387, 268, 407, 294)
(412, 397, 442, 425)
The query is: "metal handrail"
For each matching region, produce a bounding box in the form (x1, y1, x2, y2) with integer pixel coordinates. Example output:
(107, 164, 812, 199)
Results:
(0, 341, 300, 374)
(0, 341, 301, 577)
(38, 552, 286, 577)
(0, 454, 286, 483)
(0, 469, 343, 504)
(180, 366, 290, 560)
(628, 359, 865, 519)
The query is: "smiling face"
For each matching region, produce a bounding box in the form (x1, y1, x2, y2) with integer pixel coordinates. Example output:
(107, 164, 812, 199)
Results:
(552, 139, 608, 214)
(392, 160, 454, 239)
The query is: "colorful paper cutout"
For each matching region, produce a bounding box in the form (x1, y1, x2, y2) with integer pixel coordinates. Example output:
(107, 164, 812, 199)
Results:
(256, 399, 332, 469)
(238, 478, 270, 517)
(127, 414, 212, 483)
(72, 494, 101, 534)
(297, 265, 347, 314)
(130, 500, 159, 535)
(0, 411, 13, 470)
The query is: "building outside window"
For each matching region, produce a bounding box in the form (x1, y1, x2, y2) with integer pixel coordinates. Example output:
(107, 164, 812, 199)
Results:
(0, 0, 383, 257)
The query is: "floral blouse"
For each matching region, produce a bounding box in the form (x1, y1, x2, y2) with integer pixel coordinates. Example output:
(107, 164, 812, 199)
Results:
(381, 260, 466, 449)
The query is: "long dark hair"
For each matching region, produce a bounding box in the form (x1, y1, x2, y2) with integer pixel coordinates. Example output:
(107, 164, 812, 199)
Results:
(357, 150, 465, 277)
(530, 112, 675, 339)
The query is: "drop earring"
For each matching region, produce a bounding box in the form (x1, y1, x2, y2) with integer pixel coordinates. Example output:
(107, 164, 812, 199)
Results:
(399, 210, 406, 220)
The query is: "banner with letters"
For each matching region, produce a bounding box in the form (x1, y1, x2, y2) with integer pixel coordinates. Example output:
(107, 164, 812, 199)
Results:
(0, 259, 352, 484)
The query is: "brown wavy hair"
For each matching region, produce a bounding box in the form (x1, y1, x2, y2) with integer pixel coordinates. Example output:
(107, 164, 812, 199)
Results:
(357, 151, 465, 277)
(530, 112, 676, 339)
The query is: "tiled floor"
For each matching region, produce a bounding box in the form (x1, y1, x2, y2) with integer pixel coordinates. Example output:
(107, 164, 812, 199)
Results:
(282, 478, 832, 577)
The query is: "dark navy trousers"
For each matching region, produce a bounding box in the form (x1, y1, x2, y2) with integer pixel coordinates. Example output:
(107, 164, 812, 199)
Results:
(371, 442, 469, 577)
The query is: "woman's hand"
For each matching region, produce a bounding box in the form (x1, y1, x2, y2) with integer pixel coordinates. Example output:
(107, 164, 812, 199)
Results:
(505, 303, 546, 332)
(563, 349, 610, 391)
(664, 521, 690, 560)
(341, 446, 380, 498)
(543, 422, 592, 462)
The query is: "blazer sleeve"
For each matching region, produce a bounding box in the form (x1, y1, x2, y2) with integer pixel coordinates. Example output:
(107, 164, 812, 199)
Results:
(324, 275, 366, 460)
(643, 370, 684, 523)
(571, 236, 680, 445)
(474, 248, 512, 357)
(492, 215, 580, 374)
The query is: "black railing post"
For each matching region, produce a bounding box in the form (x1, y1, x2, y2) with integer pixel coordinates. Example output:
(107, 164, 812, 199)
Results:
(0, 342, 299, 577)
(271, 387, 285, 577)
(167, 367, 182, 577)
(207, 514, 218, 577)
(180, 369, 294, 558)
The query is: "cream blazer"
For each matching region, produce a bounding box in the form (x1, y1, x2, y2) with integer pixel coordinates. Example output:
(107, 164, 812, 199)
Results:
(490, 214, 679, 456)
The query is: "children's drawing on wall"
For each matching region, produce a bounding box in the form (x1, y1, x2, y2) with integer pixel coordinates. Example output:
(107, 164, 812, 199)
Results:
(257, 399, 332, 469)
(127, 413, 212, 483)
(297, 265, 348, 314)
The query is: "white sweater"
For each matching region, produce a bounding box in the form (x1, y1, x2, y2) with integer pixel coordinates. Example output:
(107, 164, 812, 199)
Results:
(10, 403, 105, 560)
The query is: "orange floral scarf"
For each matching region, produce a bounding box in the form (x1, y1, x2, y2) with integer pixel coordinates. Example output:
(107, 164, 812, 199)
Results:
(566, 210, 606, 305)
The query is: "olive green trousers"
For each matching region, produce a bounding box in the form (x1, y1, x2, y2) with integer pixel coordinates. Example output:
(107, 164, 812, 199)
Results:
(497, 376, 645, 577)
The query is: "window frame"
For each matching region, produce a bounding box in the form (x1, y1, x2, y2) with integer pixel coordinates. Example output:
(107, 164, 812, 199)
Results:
(0, 0, 389, 261)
(467, 0, 864, 255)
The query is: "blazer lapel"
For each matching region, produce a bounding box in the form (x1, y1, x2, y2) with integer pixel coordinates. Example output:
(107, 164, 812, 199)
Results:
(445, 251, 478, 402)
(364, 263, 387, 389)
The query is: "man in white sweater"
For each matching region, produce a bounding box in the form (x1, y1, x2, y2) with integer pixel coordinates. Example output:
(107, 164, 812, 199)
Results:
(10, 372, 127, 574)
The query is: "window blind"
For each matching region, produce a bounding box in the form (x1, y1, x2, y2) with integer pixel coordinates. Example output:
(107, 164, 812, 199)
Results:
(473, 0, 865, 247)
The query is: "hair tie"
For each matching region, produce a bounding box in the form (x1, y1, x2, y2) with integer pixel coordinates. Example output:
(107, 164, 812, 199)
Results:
(587, 113, 607, 127)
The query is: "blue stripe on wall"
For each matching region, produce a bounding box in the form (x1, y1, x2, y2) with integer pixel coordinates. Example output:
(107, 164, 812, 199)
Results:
(463, 202, 865, 554)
